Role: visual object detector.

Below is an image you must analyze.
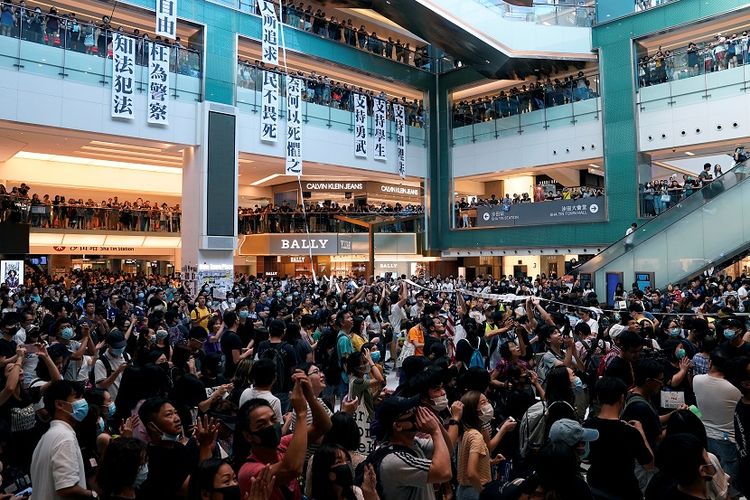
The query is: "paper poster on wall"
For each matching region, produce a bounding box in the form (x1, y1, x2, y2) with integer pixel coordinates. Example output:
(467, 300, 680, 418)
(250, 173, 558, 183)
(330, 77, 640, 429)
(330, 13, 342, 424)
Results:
(261, 70, 279, 142)
(285, 77, 303, 175)
(1, 260, 23, 292)
(197, 269, 233, 299)
(147, 43, 170, 125)
(353, 93, 368, 158)
(111, 33, 135, 120)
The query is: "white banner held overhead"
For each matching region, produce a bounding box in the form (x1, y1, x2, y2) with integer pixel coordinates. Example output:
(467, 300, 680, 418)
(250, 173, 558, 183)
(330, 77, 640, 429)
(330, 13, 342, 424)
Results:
(111, 33, 135, 120)
(373, 98, 387, 161)
(260, 0, 279, 65)
(261, 70, 279, 143)
(285, 77, 303, 176)
(155, 0, 177, 39)
(394, 103, 406, 178)
(147, 43, 170, 125)
(353, 93, 368, 158)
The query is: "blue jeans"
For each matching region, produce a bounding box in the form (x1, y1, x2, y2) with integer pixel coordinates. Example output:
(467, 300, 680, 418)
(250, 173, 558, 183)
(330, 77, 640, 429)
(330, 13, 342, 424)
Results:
(456, 485, 481, 500)
(707, 437, 739, 488)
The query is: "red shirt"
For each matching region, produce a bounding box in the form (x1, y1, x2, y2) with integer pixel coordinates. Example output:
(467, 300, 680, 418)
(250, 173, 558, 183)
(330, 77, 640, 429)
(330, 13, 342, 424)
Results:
(238, 434, 301, 500)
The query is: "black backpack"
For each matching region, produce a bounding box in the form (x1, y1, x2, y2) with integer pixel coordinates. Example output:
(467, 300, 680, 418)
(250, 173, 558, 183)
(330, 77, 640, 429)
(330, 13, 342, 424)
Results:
(354, 444, 418, 499)
(261, 342, 291, 394)
(89, 350, 130, 388)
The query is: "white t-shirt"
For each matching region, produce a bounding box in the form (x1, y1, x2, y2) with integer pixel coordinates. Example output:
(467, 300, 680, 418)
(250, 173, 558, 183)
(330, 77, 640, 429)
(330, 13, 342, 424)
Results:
(693, 374, 742, 442)
(30, 420, 87, 500)
(390, 303, 406, 333)
(239, 387, 282, 422)
(586, 318, 599, 335)
(94, 350, 127, 401)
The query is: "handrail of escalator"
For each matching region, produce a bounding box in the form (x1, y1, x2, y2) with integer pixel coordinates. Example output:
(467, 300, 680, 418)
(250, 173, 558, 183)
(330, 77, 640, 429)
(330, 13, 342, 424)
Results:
(472, 0, 595, 27)
(577, 158, 750, 272)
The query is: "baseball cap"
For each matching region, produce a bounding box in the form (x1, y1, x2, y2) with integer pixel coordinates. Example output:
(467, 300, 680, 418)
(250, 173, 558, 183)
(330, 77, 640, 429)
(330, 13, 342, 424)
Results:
(371, 395, 420, 441)
(549, 418, 599, 447)
(608, 323, 626, 340)
(106, 331, 127, 349)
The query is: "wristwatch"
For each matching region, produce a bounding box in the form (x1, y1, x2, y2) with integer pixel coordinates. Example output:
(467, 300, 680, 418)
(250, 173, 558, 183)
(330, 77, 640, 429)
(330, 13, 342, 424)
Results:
(447, 419, 460, 427)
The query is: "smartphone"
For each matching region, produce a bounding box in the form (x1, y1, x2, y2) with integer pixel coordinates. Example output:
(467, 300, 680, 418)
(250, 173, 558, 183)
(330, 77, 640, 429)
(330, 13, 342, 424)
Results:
(22, 344, 39, 354)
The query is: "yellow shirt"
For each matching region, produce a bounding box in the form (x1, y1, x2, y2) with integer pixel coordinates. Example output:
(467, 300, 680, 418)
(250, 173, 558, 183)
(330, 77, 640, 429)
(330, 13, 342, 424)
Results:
(190, 306, 210, 331)
(457, 428, 491, 487)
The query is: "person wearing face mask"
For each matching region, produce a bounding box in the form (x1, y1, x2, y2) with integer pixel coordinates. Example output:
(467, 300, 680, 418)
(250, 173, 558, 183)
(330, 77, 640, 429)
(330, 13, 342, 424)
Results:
(96, 436, 148, 500)
(309, 443, 378, 500)
(94, 332, 129, 402)
(31, 380, 98, 499)
(662, 339, 695, 407)
(719, 317, 750, 357)
(53, 319, 96, 382)
(548, 418, 599, 464)
(190, 458, 242, 500)
(138, 397, 219, 498)
(653, 433, 721, 500)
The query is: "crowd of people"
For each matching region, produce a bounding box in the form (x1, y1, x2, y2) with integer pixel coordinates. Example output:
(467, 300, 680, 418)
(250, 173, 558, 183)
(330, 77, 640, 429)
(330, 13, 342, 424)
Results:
(237, 61, 427, 128)
(452, 72, 599, 127)
(0, 0, 201, 76)
(238, 201, 423, 234)
(0, 266, 749, 500)
(0, 184, 182, 232)
(253, 0, 431, 68)
(634, 0, 678, 12)
(638, 31, 750, 88)
(455, 185, 604, 228)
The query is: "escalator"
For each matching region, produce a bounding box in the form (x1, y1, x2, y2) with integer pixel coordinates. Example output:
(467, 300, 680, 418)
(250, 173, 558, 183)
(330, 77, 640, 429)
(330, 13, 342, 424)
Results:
(577, 161, 750, 296)
(323, 0, 594, 79)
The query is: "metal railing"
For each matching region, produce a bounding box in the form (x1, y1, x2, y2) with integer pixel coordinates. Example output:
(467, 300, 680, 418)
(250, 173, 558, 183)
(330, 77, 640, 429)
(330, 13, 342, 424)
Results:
(239, 210, 425, 234)
(451, 75, 600, 145)
(475, 0, 595, 27)
(0, 10, 202, 100)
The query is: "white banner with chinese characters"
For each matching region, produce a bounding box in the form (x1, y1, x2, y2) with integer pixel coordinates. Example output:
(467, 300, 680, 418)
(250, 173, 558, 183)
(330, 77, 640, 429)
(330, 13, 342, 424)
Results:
(111, 33, 135, 120)
(285, 77, 303, 176)
(260, 0, 279, 65)
(353, 93, 367, 159)
(261, 70, 279, 143)
(155, 0, 177, 39)
(394, 103, 406, 178)
(147, 43, 170, 125)
(373, 98, 387, 161)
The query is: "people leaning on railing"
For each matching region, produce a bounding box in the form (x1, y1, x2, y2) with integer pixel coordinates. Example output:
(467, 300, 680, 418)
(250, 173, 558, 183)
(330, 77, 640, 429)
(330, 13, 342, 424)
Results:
(0, 184, 181, 232)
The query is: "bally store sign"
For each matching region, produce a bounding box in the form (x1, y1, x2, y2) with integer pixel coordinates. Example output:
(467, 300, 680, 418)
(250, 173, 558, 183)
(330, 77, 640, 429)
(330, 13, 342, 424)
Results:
(240, 233, 417, 256)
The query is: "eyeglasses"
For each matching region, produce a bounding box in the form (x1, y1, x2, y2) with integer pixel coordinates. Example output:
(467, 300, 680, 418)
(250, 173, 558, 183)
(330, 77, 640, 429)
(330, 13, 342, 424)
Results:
(307, 369, 321, 376)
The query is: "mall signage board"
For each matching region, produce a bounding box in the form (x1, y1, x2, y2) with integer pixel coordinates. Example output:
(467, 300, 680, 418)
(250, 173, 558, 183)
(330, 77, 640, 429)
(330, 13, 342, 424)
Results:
(303, 182, 364, 191)
(239, 233, 417, 256)
(476, 196, 607, 228)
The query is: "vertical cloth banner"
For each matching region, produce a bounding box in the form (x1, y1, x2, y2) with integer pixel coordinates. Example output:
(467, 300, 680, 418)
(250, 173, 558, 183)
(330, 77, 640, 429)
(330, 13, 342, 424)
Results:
(260, 0, 279, 65)
(353, 93, 368, 158)
(261, 70, 279, 142)
(373, 98, 387, 161)
(111, 33, 135, 120)
(285, 77, 303, 175)
(147, 43, 170, 125)
(155, 0, 177, 39)
(394, 103, 406, 178)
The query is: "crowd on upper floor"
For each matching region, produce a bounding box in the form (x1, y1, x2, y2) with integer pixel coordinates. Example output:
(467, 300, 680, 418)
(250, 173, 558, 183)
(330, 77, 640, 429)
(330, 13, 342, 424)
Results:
(238, 200, 424, 234)
(237, 60, 426, 128)
(0, 0, 201, 75)
(0, 183, 181, 232)
(453, 72, 599, 126)
(254, 0, 431, 68)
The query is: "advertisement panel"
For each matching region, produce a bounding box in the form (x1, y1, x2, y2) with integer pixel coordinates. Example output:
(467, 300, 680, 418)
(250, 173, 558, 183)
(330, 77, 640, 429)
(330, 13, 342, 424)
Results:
(476, 197, 606, 228)
(1, 260, 23, 291)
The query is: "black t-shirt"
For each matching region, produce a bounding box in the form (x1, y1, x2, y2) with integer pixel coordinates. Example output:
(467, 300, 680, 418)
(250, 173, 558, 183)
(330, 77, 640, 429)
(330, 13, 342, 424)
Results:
(605, 356, 634, 388)
(724, 340, 750, 358)
(583, 417, 653, 500)
(220, 331, 243, 379)
(0, 337, 17, 358)
(621, 394, 661, 448)
(140, 440, 200, 498)
(237, 321, 254, 347)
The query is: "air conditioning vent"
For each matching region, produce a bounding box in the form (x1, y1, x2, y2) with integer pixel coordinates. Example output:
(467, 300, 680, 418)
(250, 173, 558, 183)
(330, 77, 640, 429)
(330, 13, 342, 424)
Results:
(201, 236, 235, 250)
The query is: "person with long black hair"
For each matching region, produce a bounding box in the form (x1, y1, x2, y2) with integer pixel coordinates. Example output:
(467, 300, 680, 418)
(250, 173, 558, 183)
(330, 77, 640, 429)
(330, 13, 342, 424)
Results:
(309, 443, 378, 500)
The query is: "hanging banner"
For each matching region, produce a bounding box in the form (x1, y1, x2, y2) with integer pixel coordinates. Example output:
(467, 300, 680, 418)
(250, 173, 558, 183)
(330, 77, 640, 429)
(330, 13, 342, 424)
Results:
(155, 0, 177, 39)
(147, 43, 170, 125)
(373, 98, 387, 161)
(261, 70, 279, 143)
(394, 103, 406, 178)
(111, 33, 135, 120)
(260, 0, 279, 65)
(285, 77, 303, 175)
(353, 93, 368, 158)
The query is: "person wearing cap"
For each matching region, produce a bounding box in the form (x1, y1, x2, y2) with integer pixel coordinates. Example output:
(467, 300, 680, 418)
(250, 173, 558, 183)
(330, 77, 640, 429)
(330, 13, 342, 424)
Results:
(371, 395, 451, 500)
(720, 317, 750, 357)
(549, 418, 599, 461)
(94, 331, 129, 401)
(52, 318, 96, 382)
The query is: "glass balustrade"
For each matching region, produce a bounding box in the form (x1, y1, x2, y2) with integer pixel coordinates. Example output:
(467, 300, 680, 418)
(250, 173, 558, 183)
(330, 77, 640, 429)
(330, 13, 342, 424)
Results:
(239, 210, 425, 234)
(596, 0, 680, 23)
(475, 0, 595, 27)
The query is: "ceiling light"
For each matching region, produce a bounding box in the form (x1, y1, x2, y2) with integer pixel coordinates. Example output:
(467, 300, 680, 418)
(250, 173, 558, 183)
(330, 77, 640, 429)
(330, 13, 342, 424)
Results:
(89, 140, 164, 153)
(14, 151, 182, 174)
(588, 163, 600, 168)
(685, 151, 695, 156)
(238, 158, 255, 164)
(250, 173, 284, 186)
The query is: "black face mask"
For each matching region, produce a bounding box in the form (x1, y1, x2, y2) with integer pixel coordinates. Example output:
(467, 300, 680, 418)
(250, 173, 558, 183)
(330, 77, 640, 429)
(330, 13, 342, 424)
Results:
(253, 422, 282, 448)
(331, 464, 354, 488)
(213, 485, 240, 500)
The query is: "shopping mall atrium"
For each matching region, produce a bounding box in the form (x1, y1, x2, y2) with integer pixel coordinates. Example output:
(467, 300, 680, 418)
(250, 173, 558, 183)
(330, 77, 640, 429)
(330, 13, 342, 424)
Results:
(0, 0, 748, 302)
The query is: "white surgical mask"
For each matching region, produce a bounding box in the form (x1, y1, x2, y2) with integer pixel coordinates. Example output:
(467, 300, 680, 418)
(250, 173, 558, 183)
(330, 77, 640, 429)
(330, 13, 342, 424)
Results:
(430, 395, 449, 412)
(479, 403, 494, 424)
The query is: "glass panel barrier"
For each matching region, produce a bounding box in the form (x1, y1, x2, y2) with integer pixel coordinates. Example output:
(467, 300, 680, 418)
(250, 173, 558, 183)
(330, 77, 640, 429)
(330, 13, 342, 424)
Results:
(238, 211, 425, 234)
(0, 12, 202, 101)
(475, 0, 595, 27)
(596, 0, 681, 24)
(236, 63, 428, 147)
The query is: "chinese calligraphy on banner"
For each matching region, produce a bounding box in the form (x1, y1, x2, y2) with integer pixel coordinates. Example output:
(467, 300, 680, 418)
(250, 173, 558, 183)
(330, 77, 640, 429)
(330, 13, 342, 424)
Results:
(260, 0, 279, 65)
(261, 70, 279, 142)
(353, 93, 367, 158)
(394, 103, 406, 178)
(147, 43, 170, 125)
(155, 0, 177, 39)
(111, 33, 135, 120)
(285, 77, 303, 176)
(373, 98, 387, 161)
